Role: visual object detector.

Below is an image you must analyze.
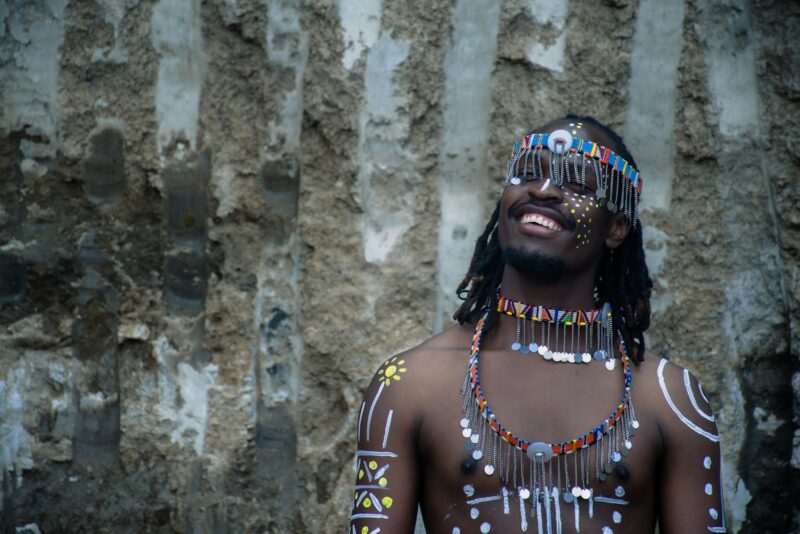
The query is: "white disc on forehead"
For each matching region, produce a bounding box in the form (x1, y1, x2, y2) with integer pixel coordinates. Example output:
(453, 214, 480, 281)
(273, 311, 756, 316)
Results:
(547, 129, 573, 155)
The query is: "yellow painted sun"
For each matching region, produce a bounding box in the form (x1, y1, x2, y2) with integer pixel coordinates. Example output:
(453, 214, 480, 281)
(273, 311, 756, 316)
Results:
(377, 357, 407, 387)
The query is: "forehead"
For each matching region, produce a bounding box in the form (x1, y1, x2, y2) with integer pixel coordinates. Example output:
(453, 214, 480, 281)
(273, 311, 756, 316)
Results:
(531, 118, 620, 154)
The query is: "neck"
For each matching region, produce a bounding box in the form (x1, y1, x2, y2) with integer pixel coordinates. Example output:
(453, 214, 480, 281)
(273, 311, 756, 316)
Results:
(500, 264, 597, 310)
(484, 264, 601, 352)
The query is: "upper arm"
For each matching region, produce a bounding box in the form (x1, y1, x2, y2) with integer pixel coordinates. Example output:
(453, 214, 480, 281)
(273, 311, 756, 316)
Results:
(655, 359, 727, 533)
(350, 354, 422, 534)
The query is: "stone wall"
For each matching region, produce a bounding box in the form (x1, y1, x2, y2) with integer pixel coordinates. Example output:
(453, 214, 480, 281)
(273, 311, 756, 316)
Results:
(0, 0, 797, 532)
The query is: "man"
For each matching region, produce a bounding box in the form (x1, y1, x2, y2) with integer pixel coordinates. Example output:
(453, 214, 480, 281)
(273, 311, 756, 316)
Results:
(350, 116, 725, 533)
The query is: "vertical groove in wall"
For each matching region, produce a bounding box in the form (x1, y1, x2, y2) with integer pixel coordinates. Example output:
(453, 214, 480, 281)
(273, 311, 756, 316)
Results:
(0, 0, 66, 508)
(624, 0, 684, 214)
(253, 1, 308, 528)
(151, 0, 213, 468)
(623, 0, 685, 317)
(72, 232, 121, 469)
(434, 0, 500, 331)
(357, 33, 411, 266)
(151, 0, 203, 155)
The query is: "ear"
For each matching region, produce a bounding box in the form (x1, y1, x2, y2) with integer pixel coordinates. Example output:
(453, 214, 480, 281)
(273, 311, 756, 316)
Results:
(605, 212, 631, 249)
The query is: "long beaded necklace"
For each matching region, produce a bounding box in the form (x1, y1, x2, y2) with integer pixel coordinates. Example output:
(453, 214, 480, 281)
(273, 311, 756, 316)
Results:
(458, 306, 639, 506)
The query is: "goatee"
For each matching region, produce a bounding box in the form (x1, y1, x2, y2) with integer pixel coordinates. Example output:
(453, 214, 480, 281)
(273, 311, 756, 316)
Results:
(502, 247, 567, 284)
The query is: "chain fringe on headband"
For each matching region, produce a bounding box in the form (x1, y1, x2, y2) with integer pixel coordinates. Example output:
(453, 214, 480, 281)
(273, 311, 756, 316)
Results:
(505, 130, 643, 227)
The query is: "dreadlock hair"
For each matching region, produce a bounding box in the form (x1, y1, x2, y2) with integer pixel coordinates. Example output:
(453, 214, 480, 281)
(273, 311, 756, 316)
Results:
(453, 114, 653, 362)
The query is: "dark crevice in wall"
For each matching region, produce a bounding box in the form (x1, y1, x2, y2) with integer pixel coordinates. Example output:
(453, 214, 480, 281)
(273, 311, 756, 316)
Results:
(738, 340, 794, 532)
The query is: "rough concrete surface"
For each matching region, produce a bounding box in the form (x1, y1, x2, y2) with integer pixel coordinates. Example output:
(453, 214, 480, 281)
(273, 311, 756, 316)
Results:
(0, 0, 797, 532)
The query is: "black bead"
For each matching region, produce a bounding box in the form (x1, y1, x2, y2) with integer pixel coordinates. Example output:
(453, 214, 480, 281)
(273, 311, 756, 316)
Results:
(461, 456, 477, 474)
(614, 463, 630, 481)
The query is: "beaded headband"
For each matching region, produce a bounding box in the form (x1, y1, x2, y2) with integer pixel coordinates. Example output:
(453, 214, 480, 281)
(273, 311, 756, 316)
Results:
(505, 129, 644, 226)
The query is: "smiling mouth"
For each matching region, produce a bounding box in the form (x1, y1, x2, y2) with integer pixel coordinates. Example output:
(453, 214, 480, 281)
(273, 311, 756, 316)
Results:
(517, 213, 564, 231)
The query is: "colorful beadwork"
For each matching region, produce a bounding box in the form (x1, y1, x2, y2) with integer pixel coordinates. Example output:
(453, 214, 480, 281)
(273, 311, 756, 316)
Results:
(497, 296, 615, 363)
(464, 308, 632, 457)
(496, 296, 602, 325)
(505, 130, 643, 226)
(459, 306, 639, 506)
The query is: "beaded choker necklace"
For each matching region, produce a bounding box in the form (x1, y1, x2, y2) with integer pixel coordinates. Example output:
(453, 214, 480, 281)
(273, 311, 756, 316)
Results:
(497, 296, 616, 368)
(459, 307, 639, 506)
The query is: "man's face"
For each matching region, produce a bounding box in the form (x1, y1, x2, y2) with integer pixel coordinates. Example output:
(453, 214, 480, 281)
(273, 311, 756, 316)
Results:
(497, 119, 630, 279)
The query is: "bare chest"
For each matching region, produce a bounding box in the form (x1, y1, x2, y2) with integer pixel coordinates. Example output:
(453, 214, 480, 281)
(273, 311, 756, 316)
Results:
(417, 355, 661, 533)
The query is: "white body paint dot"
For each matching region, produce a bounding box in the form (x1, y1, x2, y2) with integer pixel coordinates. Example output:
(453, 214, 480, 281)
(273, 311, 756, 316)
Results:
(705, 483, 713, 495)
(613, 511, 622, 524)
(709, 508, 718, 520)
(463, 484, 475, 497)
(602, 527, 613, 534)
(704, 456, 712, 469)
(452, 528, 461, 534)
(615, 485, 625, 497)
(480, 522, 491, 533)
(471, 507, 479, 519)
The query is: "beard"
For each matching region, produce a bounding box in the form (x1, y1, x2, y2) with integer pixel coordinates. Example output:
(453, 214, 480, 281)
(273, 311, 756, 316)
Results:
(502, 246, 567, 284)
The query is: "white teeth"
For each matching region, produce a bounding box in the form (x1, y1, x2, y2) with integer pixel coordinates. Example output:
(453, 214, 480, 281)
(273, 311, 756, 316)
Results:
(519, 213, 561, 230)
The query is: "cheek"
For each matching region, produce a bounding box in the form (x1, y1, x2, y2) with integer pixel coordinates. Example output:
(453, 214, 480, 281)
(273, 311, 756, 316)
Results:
(562, 192, 602, 248)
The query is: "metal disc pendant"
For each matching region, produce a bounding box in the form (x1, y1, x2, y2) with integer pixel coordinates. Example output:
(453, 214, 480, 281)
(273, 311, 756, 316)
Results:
(612, 451, 622, 463)
(460, 418, 470, 428)
(510, 176, 521, 185)
(529, 342, 538, 352)
(484, 464, 495, 476)
(473, 450, 483, 460)
(594, 350, 605, 361)
(463, 428, 472, 438)
(526, 441, 553, 462)
(605, 359, 616, 371)
(571, 486, 581, 497)
(598, 472, 607, 482)
(608, 200, 617, 211)
(520, 345, 530, 354)
(604, 463, 614, 474)
(537, 345, 548, 355)
(465, 441, 474, 451)
(581, 488, 591, 500)
(582, 352, 592, 363)
(519, 488, 531, 500)
(511, 342, 522, 351)
(596, 187, 606, 199)
(471, 433, 480, 444)
(563, 492, 574, 503)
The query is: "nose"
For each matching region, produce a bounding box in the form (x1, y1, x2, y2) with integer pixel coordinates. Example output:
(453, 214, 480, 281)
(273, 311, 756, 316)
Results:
(527, 176, 564, 204)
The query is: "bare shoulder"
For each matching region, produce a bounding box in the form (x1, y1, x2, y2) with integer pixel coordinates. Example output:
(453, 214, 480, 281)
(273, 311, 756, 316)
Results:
(390, 322, 472, 363)
(367, 323, 474, 393)
(633, 350, 720, 445)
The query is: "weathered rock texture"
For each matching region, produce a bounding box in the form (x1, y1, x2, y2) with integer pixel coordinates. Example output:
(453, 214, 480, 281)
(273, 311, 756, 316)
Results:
(0, 0, 797, 532)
